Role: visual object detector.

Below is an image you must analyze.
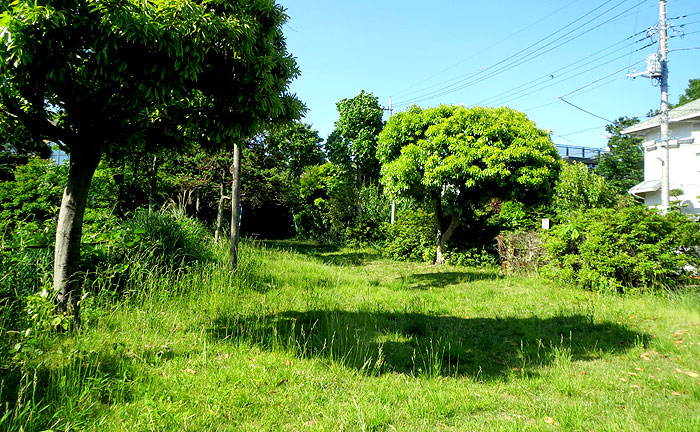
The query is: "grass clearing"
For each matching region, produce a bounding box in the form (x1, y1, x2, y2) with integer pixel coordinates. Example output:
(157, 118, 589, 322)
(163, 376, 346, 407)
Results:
(2, 240, 700, 431)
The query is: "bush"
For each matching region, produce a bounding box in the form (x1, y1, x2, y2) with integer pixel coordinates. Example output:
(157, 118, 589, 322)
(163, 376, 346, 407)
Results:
(344, 216, 386, 248)
(552, 162, 617, 220)
(382, 209, 436, 262)
(497, 231, 546, 273)
(491, 200, 550, 232)
(443, 247, 498, 267)
(543, 206, 700, 293)
(81, 209, 214, 293)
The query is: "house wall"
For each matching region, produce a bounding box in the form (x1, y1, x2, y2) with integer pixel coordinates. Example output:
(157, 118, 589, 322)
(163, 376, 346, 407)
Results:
(640, 121, 700, 214)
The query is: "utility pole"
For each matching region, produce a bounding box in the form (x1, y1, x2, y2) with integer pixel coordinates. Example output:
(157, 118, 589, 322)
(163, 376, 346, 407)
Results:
(382, 97, 395, 223)
(626, 1, 670, 210)
(658, 0, 670, 209)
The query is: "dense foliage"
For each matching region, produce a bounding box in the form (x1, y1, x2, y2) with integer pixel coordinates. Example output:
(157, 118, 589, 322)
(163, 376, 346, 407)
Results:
(543, 205, 700, 293)
(378, 105, 560, 263)
(330, 90, 384, 185)
(595, 117, 644, 194)
(0, 0, 303, 319)
(675, 78, 700, 107)
(553, 162, 618, 220)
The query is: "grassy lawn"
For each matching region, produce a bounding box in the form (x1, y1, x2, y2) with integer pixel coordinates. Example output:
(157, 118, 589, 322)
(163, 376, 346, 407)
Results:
(3, 240, 700, 431)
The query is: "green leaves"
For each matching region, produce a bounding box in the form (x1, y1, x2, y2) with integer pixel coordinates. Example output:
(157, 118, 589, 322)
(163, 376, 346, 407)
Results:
(333, 90, 384, 184)
(378, 105, 560, 209)
(553, 162, 617, 219)
(544, 206, 700, 293)
(596, 117, 643, 194)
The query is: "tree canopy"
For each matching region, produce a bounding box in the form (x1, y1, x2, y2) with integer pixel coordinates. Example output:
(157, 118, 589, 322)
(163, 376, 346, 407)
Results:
(595, 117, 644, 194)
(331, 90, 384, 184)
(0, 0, 302, 320)
(378, 105, 560, 264)
(675, 78, 700, 107)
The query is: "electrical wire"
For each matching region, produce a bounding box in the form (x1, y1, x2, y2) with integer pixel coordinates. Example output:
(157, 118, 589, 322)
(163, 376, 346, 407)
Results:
(556, 125, 608, 137)
(560, 60, 646, 99)
(393, 0, 651, 108)
(475, 27, 653, 106)
(524, 70, 631, 113)
(391, 0, 631, 105)
(668, 11, 700, 20)
(390, 0, 581, 99)
(479, 40, 654, 107)
(495, 52, 650, 107)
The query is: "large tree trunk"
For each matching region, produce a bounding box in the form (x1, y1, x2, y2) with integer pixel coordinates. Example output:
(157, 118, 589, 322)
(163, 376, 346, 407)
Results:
(53, 146, 102, 323)
(229, 143, 242, 268)
(433, 198, 460, 265)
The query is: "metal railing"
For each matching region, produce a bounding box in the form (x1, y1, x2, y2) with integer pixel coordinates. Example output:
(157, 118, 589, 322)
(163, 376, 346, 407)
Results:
(555, 144, 607, 160)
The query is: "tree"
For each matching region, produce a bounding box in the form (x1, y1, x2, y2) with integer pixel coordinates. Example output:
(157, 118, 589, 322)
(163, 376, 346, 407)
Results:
(595, 117, 644, 194)
(237, 122, 324, 236)
(554, 162, 618, 219)
(333, 90, 384, 186)
(0, 93, 52, 180)
(293, 162, 356, 240)
(0, 0, 302, 321)
(675, 78, 700, 107)
(378, 105, 560, 264)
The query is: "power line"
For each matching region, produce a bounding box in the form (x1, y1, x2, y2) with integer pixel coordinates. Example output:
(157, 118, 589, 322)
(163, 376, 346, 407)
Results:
(556, 125, 608, 137)
(559, 98, 614, 122)
(668, 11, 700, 20)
(394, 0, 650, 108)
(391, 0, 631, 105)
(560, 59, 646, 98)
(479, 40, 653, 107)
(523, 71, 629, 112)
(495, 54, 649, 107)
(475, 27, 654, 106)
(390, 0, 581, 99)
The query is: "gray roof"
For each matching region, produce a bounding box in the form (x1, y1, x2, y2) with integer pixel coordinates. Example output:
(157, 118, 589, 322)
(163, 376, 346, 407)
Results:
(621, 98, 700, 135)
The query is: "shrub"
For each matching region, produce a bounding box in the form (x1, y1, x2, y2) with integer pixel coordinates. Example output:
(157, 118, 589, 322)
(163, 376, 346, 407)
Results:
(543, 205, 700, 293)
(497, 231, 546, 273)
(0, 157, 66, 234)
(552, 162, 617, 220)
(443, 247, 498, 267)
(71, 209, 215, 298)
(344, 216, 386, 247)
(382, 209, 436, 262)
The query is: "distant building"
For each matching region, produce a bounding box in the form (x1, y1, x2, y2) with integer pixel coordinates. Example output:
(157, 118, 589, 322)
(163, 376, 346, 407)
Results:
(623, 98, 700, 214)
(51, 148, 70, 165)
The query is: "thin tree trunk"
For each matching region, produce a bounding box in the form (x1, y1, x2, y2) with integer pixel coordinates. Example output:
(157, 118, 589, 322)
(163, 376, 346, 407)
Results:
(54, 146, 102, 324)
(215, 181, 225, 242)
(114, 161, 126, 218)
(356, 164, 363, 218)
(229, 143, 242, 268)
(148, 155, 158, 213)
(195, 189, 201, 217)
(433, 198, 460, 265)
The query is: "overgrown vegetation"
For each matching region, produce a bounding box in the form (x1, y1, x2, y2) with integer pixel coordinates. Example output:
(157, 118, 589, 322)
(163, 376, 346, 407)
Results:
(543, 205, 700, 293)
(2, 3, 700, 424)
(2, 239, 700, 431)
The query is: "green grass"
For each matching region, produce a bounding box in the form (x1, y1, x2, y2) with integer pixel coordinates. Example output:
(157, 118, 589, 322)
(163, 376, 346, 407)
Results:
(3, 240, 700, 431)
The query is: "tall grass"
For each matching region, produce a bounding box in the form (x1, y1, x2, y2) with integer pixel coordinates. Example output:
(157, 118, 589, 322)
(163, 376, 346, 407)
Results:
(1, 235, 700, 430)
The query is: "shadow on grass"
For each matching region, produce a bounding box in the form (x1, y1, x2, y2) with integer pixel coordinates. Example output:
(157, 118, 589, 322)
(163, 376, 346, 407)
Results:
(400, 271, 500, 290)
(260, 240, 382, 266)
(209, 309, 648, 379)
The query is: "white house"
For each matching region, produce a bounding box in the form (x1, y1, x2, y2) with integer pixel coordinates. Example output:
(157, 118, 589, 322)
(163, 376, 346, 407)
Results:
(623, 98, 700, 214)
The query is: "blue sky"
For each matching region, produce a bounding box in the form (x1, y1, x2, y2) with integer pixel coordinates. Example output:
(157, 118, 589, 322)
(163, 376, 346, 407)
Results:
(278, 0, 700, 149)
